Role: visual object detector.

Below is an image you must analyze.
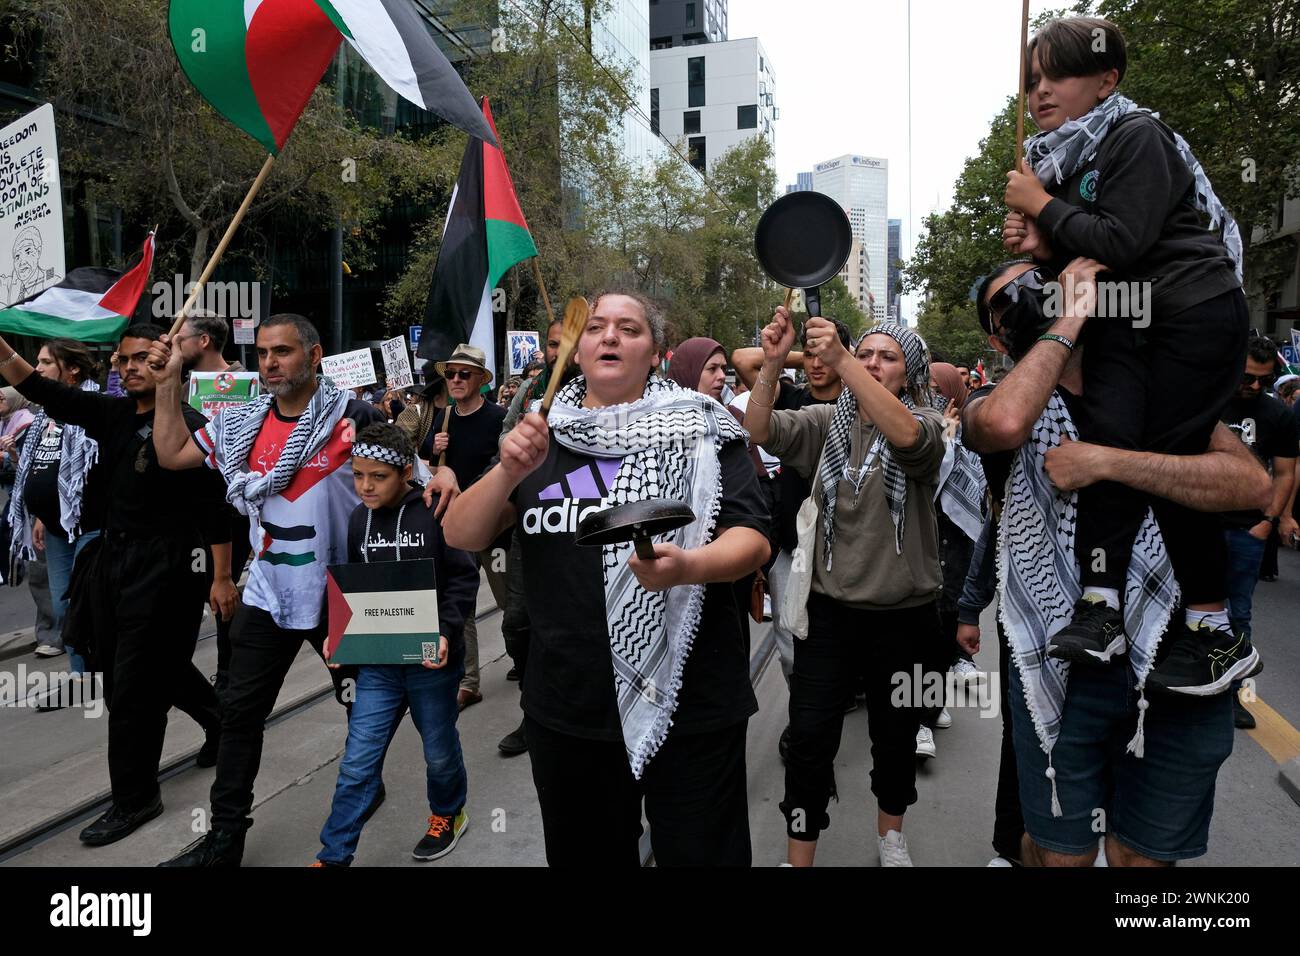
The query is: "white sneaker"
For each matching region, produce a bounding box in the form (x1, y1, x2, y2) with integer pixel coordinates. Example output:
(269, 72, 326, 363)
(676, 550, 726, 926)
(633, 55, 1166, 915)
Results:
(935, 707, 952, 729)
(878, 829, 913, 866)
(953, 659, 982, 684)
(915, 725, 936, 758)
(987, 856, 1013, 867)
(34, 645, 63, 658)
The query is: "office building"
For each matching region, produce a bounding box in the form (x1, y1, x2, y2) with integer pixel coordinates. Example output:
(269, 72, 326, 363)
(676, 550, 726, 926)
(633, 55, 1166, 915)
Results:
(650, 0, 728, 48)
(887, 218, 902, 322)
(813, 154, 889, 322)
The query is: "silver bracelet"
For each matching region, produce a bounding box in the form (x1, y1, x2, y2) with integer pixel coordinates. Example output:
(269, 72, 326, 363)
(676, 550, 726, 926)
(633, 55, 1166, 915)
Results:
(0, 351, 21, 369)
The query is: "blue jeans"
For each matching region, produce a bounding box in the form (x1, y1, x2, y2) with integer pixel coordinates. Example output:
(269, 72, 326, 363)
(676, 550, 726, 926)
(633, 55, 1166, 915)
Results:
(318, 660, 467, 865)
(1223, 527, 1266, 640)
(1008, 658, 1233, 861)
(43, 529, 99, 673)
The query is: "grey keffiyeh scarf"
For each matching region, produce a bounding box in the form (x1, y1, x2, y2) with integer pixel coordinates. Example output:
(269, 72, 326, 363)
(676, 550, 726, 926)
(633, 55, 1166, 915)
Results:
(1024, 93, 1243, 281)
(540, 374, 748, 778)
(200, 378, 349, 528)
(997, 391, 1178, 817)
(818, 322, 931, 564)
(7, 380, 100, 561)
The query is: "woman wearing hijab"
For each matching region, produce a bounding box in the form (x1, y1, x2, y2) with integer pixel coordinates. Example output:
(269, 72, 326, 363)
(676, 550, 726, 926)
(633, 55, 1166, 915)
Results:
(0, 386, 35, 480)
(444, 290, 770, 866)
(746, 307, 947, 867)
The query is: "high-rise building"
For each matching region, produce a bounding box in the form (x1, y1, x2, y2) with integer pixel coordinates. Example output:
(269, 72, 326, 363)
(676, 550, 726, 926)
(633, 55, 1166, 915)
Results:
(813, 155, 889, 322)
(593, 0, 665, 168)
(785, 171, 813, 194)
(650, 37, 776, 174)
(650, 0, 728, 48)
(887, 218, 902, 323)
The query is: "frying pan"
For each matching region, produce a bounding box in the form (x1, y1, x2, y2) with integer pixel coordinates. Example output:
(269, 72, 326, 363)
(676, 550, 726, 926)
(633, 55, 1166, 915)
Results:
(576, 499, 696, 561)
(754, 191, 853, 318)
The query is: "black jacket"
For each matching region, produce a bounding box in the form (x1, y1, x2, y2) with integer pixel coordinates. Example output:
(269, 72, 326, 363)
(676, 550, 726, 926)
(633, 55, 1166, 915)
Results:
(345, 486, 479, 657)
(1037, 112, 1239, 317)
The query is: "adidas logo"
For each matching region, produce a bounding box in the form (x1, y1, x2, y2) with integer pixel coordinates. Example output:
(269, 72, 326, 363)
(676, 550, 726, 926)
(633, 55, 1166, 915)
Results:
(522, 500, 607, 535)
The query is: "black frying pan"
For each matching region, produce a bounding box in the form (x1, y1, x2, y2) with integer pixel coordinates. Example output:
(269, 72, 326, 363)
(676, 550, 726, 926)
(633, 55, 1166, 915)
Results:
(576, 499, 696, 561)
(754, 191, 853, 318)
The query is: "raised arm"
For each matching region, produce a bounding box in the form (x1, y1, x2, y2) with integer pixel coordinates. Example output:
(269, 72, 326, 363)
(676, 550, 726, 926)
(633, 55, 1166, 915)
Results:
(730, 343, 806, 390)
(0, 334, 114, 436)
(742, 305, 799, 445)
(442, 411, 545, 552)
(1043, 423, 1271, 514)
(803, 316, 919, 449)
(146, 333, 207, 470)
(962, 258, 1100, 454)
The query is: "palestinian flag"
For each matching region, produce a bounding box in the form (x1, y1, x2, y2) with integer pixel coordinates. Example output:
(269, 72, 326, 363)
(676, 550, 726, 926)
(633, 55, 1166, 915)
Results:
(168, 0, 494, 156)
(0, 233, 155, 342)
(418, 98, 537, 380)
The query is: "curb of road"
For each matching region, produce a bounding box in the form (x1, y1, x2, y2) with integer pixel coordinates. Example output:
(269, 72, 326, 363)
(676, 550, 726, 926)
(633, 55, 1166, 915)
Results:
(1280, 757, 1300, 809)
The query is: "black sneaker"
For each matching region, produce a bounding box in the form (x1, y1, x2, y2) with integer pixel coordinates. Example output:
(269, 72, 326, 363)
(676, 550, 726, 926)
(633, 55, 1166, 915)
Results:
(1146, 620, 1262, 697)
(412, 809, 468, 862)
(498, 722, 528, 756)
(1232, 695, 1257, 730)
(778, 725, 790, 763)
(79, 796, 164, 847)
(158, 825, 247, 867)
(1048, 596, 1126, 664)
(506, 666, 520, 681)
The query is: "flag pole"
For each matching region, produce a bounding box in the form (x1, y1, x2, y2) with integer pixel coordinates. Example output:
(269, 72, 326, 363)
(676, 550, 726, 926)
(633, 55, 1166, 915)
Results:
(529, 257, 555, 327)
(1015, 0, 1031, 163)
(168, 153, 277, 337)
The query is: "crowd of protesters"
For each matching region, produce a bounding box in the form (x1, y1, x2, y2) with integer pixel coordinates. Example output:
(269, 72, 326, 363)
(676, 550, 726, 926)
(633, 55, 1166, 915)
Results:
(0, 11, 1288, 870)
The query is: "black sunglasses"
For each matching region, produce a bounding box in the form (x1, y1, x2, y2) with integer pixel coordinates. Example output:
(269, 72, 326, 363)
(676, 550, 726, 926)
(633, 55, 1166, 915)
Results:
(1242, 372, 1274, 386)
(445, 368, 479, 381)
(989, 267, 1052, 318)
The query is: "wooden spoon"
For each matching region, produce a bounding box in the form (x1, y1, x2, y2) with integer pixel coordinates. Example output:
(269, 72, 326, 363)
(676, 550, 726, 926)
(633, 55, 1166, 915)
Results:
(539, 296, 589, 418)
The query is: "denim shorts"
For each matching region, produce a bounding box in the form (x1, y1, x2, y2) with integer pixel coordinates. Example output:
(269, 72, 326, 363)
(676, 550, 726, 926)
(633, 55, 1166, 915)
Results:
(1008, 658, 1233, 861)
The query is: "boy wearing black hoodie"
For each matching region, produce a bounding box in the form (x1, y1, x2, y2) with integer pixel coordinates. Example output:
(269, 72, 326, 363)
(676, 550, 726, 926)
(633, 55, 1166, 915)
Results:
(315, 424, 479, 866)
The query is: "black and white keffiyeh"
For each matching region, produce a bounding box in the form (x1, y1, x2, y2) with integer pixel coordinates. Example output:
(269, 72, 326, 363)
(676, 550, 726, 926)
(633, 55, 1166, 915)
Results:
(539, 375, 747, 778)
(1025, 93, 1243, 281)
(996, 391, 1178, 817)
(7, 380, 100, 561)
(352, 442, 412, 468)
(935, 425, 987, 543)
(201, 379, 349, 527)
(819, 322, 931, 563)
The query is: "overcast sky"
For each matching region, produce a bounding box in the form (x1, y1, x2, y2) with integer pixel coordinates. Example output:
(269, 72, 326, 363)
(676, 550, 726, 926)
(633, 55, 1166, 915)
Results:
(729, 0, 1059, 318)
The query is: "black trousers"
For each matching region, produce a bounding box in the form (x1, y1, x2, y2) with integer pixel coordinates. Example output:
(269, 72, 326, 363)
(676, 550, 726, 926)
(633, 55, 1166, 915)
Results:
(501, 534, 528, 678)
(921, 603, 962, 728)
(524, 716, 751, 866)
(993, 619, 1024, 862)
(1075, 287, 1248, 602)
(214, 513, 253, 699)
(87, 531, 219, 813)
(781, 594, 939, 836)
(210, 604, 356, 831)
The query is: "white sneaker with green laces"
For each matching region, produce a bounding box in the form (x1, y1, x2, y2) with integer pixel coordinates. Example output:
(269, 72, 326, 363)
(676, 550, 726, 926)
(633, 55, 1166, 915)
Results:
(878, 829, 913, 867)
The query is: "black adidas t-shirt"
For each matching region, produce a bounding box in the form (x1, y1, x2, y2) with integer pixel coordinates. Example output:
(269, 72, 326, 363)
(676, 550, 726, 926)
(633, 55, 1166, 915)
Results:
(511, 438, 767, 741)
(1221, 393, 1299, 528)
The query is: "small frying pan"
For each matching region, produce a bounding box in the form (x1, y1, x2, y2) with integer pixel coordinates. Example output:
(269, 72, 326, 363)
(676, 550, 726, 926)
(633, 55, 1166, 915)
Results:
(576, 499, 696, 561)
(754, 191, 853, 319)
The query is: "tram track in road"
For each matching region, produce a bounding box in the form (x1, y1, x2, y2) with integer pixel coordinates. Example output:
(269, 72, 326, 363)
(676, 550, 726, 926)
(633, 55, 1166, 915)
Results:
(0, 603, 502, 864)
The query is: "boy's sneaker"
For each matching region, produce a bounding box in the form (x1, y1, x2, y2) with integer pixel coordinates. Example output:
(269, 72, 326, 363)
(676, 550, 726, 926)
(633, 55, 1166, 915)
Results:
(935, 707, 952, 729)
(412, 808, 468, 862)
(1048, 595, 1126, 664)
(915, 725, 936, 759)
(1146, 620, 1261, 697)
(878, 830, 913, 867)
(952, 659, 982, 685)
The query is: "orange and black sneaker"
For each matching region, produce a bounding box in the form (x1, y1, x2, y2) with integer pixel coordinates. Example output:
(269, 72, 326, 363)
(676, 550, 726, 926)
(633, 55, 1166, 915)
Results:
(309, 860, 346, 867)
(412, 809, 468, 862)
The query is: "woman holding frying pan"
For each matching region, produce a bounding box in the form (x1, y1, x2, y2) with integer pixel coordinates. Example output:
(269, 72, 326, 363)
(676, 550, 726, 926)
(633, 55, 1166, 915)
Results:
(745, 307, 946, 867)
(443, 289, 770, 866)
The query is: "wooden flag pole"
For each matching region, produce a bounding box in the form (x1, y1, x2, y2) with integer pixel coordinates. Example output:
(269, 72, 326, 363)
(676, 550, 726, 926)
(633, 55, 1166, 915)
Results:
(168, 153, 277, 338)
(1015, 0, 1031, 163)
(530, 257, 556, 327)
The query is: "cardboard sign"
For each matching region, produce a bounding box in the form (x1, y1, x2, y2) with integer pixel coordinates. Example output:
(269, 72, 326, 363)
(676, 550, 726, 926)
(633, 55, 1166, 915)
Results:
(321, 347, 377, 390)
(380, 335, 414, 389)
(232, 316, 257, 345)
(325, 559, 441, 665)
(507, 330, 540, 376)
(0, 104, 64, 309)
(187, 371, 261, 420)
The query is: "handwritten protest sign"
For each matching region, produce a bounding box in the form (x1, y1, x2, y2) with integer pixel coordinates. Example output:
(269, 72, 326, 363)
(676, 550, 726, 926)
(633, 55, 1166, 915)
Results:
(321, 348, 377, 390)
(0, 104, 64, 308)
(380, 335, 414, 389)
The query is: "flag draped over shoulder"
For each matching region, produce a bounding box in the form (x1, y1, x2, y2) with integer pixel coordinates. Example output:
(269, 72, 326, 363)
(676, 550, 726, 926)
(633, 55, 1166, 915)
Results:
(0, 233, 155, 342)
(169, 0, 495, 155)
(419, 99, 537, 380)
